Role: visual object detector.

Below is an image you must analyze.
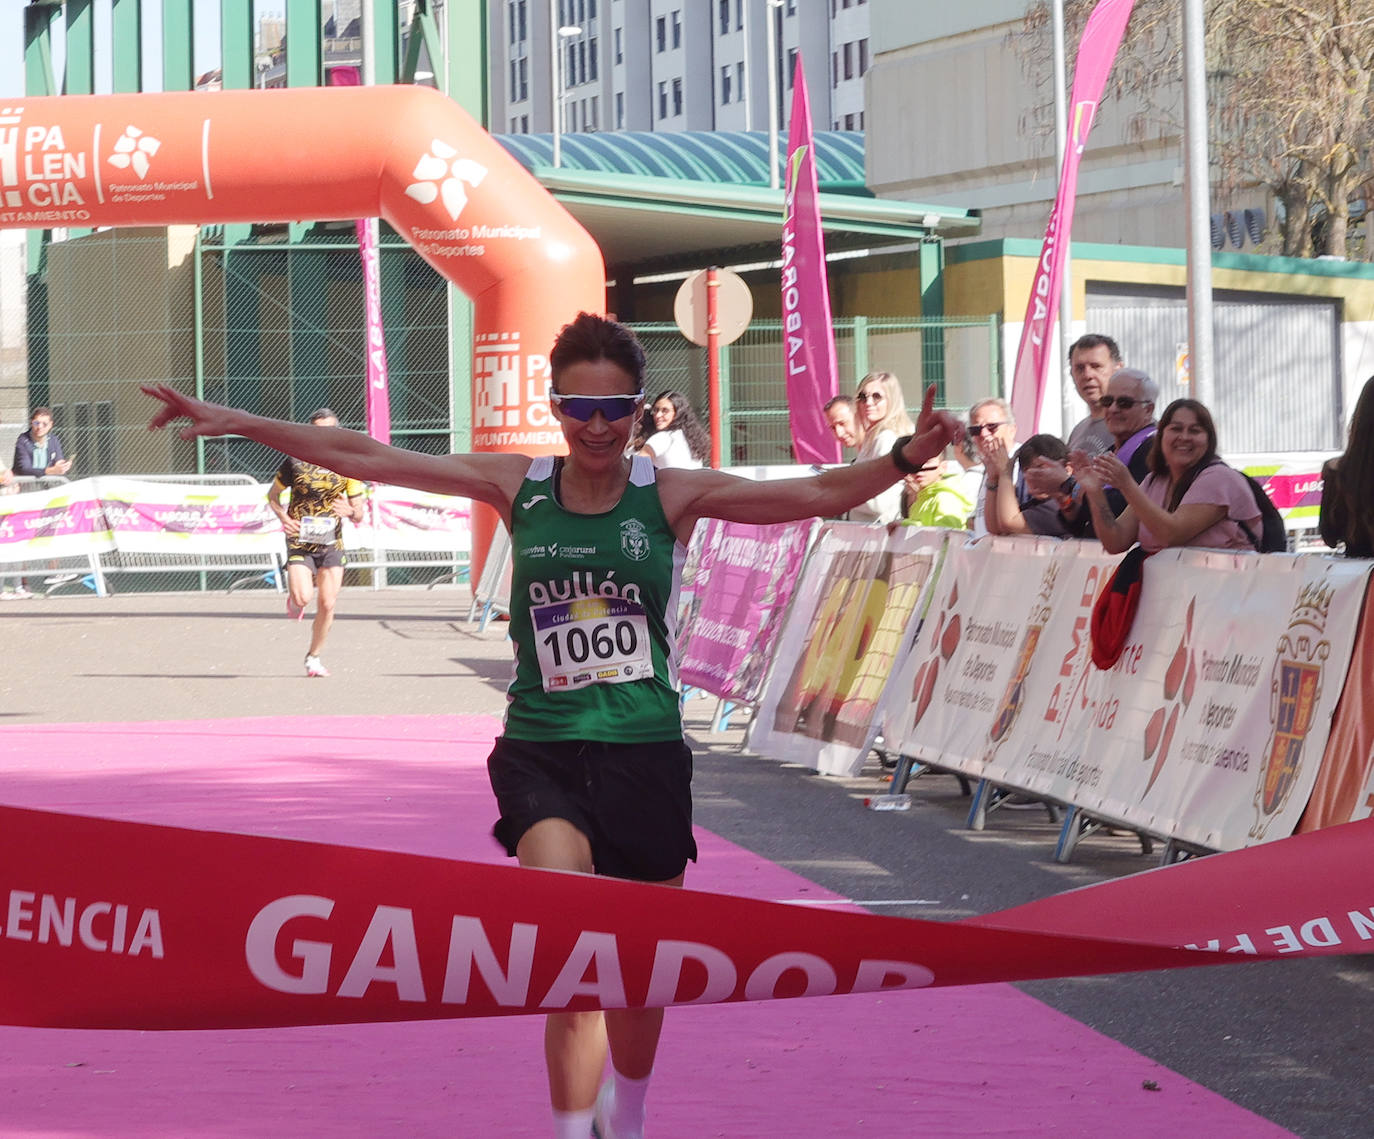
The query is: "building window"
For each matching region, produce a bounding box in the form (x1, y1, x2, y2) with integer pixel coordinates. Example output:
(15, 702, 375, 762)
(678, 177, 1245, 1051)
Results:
(735, 0, 743, 30)
(518, 56, 528, 100)
(517, 0, 527, 41)
(859, 40, 868, 75)
(656, 16, 666, 52)
(588, 0, 597, 16)
(736, 60, 744, 94)
(508, 1, 516, 46)
(832, 51, 838, 87)
(658, 81, 668, 119)
(721, 65, 732, 104)
(521, 114, 529, 132)
(509, 59, 518, 101)
(844, 113, 854, 130)
(843, 41, 853, 81)
(786, 47, 798, 88)
(615, 91, 624, 128)
(787, 0, 796, 12)
(859, 110, 865, 129)
(614, 26, 622, 64)
(719, 0, 729, 35)
(589, 37, 598, 80)
(578, 39, 586, 83)
(590, 95, 598, 130)
(672, 76, 683, 116)
(672, 10, 681, 49)
(577, 0, 585, 20)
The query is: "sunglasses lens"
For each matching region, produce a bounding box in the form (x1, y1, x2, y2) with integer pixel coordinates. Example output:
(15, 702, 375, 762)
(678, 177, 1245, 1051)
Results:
(555, 396, 638, 422)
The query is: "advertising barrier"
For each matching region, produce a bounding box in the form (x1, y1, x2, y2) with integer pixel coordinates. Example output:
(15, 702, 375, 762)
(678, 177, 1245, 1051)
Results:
(747, 524, 947, 776)
(0, 478, 471, 573)
(677, 518, 816, 703)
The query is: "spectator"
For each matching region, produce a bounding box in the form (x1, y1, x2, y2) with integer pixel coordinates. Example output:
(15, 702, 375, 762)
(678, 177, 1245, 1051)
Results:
(984, 433, 1074, 538)
(1079, 398, 1260, 554)
(639, 391, 709, 470)
(0, 458, 16, 495)
(1320, 374, 1374, 557)
(850, 371, 914, 524)
(967, 397, 1019, 538)
(13, 407, 73, 479)
(1065, 333, 1121, 457)
(902, 447, 976, 529)
(1030, 367, 1158, 538)
(824, 395, 859, 453)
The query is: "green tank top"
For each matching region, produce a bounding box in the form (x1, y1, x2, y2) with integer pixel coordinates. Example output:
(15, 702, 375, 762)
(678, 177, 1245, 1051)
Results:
(504, 455, 686, 742)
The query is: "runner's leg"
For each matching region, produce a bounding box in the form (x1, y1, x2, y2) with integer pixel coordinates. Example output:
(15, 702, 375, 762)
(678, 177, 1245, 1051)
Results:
(286, 562, 315, 623)
(309, 564, 344, 657)
(517, 819, 608, 1115)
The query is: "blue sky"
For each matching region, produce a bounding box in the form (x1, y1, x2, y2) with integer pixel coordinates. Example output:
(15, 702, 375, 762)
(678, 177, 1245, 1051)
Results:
(0, 2, 278, 99)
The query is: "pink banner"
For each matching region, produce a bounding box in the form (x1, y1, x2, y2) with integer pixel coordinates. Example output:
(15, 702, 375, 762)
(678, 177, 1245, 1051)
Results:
(781, 55, 841, 466)
(1, 803, 1371, 1031)
(1009, 0, 1137, 432)
(358, 217, 392, 445)
(326, 66, 392, 445)
(678, 519, 815, 700)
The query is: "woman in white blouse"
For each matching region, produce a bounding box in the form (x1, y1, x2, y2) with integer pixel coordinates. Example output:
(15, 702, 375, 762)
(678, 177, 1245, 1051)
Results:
(640, 390, 711, 470)
(850, 371, 915, 523)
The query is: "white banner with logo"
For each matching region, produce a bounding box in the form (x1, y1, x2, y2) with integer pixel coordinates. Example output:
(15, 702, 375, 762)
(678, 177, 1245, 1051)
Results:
(747, 524, 949, 777)
(0, 478, 472, 563)
(348, 484, 472, 553)
(891, 539, 1370, 850)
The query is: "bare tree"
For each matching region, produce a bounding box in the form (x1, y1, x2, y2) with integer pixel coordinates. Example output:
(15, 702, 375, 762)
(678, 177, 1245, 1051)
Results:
(1016, 0, 1374, 258)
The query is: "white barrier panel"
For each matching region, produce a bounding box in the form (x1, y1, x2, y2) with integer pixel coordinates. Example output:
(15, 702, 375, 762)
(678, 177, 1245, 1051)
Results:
(892, 538, 1371, 850)
(97, 478, 282, 556)
(0, 479, 114, 563)
(347, 485, 472, 553)
(747, 524, 948, 777)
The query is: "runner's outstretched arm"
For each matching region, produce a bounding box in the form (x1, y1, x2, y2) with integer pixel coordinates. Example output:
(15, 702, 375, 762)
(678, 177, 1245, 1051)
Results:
(143, 384, 529, 521)
(658, 385, 963, 539)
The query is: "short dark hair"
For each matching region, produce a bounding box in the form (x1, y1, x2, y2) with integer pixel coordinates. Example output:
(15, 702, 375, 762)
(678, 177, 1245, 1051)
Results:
(1068, 333, 1122, 363)
(307, 407, 339, 423)
(1016, 433, 1069, 467)
(30, 406, 53, 420)
(824, 395, 854, 412)
(549, 312, 647, 393)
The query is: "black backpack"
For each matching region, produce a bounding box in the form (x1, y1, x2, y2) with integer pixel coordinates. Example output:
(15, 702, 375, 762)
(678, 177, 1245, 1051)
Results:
(1234, 468, 1288, 552)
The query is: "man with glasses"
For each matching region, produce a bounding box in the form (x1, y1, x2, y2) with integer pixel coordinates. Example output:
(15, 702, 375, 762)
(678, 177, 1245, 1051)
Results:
(1065, 333, 1121, 458)
(967, 398, 1019, 538)
(1033, 367, 1158, 538)
(12, 407, 73, 481)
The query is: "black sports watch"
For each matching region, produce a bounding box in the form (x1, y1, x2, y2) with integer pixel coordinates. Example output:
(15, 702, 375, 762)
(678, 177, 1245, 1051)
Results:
(889, 434, 921, 475)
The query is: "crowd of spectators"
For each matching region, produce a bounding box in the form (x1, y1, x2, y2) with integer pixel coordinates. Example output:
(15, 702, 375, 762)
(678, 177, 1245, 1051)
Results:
(821, 333, 1292, 559)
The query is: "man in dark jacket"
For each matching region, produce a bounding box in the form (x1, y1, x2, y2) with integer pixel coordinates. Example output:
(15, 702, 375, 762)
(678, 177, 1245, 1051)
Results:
(12, 407, 72, 479)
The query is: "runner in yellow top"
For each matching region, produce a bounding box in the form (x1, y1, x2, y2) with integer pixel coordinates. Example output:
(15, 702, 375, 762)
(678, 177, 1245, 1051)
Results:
(266, 407, 366, 678)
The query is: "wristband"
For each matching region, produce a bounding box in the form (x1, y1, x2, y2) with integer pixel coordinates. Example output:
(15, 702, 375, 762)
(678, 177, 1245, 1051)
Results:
(889, 434, 921, 475)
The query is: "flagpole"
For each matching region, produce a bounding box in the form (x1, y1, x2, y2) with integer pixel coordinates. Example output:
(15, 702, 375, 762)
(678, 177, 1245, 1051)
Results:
(1052, 0, 1075, 430)
(766, 0, 783, 190)
(1182, 0, 1215, 407)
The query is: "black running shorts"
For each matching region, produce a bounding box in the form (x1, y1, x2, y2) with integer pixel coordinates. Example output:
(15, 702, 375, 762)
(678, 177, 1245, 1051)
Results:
(286, 544, 346, 572)
(487, 735, 697, 882)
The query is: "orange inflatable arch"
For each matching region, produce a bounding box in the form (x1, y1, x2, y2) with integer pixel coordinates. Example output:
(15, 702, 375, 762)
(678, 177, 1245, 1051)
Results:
(0, 85, 606, 565)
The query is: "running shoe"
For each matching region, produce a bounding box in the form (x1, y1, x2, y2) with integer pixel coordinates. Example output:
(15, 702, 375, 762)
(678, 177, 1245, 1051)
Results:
(591, 1080, 619, 1139)
(304, 654, 330, 678)
(287, 597, 306, 621)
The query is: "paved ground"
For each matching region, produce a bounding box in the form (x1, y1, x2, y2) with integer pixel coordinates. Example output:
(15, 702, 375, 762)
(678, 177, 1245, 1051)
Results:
(3, 584, 1371, 1137)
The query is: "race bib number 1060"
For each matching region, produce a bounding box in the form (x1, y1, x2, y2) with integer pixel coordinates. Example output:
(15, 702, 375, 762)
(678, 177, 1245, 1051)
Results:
(532, 595, 653, 692)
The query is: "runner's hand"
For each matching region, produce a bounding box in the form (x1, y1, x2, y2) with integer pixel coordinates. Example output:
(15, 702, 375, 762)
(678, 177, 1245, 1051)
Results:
(142, 383, 240, 440)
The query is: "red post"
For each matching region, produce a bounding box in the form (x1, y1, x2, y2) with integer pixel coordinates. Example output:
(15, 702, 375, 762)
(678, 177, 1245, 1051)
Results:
(706, 266, 722, 469)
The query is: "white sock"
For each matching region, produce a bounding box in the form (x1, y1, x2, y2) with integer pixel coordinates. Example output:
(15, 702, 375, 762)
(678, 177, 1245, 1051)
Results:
(552, 1106, 595, 1139)
(610, 1069, 651, 1139)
